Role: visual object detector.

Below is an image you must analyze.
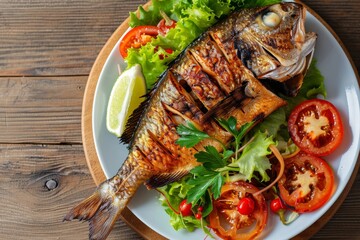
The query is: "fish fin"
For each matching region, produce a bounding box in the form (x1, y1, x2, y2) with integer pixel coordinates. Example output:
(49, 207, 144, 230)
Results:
(63, 184, 122, 240)
(120, 92, 152, 145)
(120, 70, 172, 145)
(145, 170, 189, 189)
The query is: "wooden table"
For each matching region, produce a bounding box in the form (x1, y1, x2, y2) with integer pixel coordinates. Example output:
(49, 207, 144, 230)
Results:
(0, 1, 359, 239)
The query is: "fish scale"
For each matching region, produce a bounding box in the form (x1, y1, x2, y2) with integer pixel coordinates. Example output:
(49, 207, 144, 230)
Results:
(65, 3, 317, 240)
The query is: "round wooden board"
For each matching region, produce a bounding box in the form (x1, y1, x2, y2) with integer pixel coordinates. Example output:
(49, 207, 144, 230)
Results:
(81, 2, 360, 240)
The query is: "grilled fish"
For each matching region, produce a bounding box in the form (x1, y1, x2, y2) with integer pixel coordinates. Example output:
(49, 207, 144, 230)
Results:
(64, 3, 316, 239)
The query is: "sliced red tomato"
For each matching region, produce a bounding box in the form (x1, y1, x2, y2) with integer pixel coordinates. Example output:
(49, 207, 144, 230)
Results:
(208, 181, 267, 240)
(278, 152, 334, 213)
(157, 11, 177, 35)
(119, 25, 159, 58)
(288, 99, 344, 156)
(157, 18, 176, 35)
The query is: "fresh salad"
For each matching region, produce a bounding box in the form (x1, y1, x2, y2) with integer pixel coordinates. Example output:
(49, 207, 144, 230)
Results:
(113, 0, 344, 239)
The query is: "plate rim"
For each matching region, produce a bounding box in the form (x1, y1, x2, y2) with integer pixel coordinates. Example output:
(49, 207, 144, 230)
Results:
(81, 1, 360, 239)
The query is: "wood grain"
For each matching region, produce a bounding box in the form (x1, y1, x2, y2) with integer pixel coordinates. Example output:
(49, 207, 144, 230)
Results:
(0, 144, 140, 240)
(0, 0, 358, 240)
(0, 76, 85, 144)
(0, 0, 146, 77)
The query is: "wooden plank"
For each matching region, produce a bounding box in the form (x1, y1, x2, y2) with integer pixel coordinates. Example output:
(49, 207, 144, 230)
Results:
(0, 0, 357, 77)
(0, 143, 359, 239)
(314, 173, 360, 239)
(303, 0, 360, 70)
(0, 0, 145, 76)
(0, 76, 85, 144)
(0, 143, 141, 240)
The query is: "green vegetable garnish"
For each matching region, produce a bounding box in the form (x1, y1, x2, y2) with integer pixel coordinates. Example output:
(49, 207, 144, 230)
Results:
(126, 0, 283, 89)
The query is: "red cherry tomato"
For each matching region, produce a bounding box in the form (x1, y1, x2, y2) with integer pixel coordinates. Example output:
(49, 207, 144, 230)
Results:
(278, 152, 334, 213)
(195, 213, 202, 219)
(208, 181, 267, 240)
(119, 25, 159, 58)
(288, 99, 344, 156)
(270, 198, 287, 213)
(179, 199, 193, 217)
(237, 197, 255, 215)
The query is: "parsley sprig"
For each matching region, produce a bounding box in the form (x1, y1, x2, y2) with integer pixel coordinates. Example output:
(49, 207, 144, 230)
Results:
(176, 118, 254, 204)
(176, 122, 227, 151)
(218, 117, 254, 159)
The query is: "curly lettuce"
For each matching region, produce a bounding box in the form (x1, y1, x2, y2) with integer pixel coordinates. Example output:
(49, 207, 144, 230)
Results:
(126, 0, 281, 89)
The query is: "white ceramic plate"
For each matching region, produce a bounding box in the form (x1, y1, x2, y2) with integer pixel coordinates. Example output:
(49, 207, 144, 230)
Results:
(92, 6, 360, 240)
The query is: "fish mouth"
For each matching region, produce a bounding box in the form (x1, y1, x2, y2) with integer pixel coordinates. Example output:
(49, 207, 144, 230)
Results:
(258, 32, 317, 82)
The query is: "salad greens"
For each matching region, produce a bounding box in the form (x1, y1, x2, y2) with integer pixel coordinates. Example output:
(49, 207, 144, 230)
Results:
(159, 59, 326, 232)
(122, 0, 327, 235)
(126, 0, 281, 89)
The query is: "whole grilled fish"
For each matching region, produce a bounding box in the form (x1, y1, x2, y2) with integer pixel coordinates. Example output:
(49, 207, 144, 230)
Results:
(64, 3, 316, 239)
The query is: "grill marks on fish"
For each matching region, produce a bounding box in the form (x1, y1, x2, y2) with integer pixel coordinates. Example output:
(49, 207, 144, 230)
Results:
(173, 52, 225, 109)
(190, 34, 236, 94)
(122, 11, 287, 187)
(65, 4, 315, 240)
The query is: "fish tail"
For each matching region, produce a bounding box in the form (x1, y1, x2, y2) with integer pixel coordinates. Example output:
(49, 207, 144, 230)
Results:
(64, 153, 152, 240)
(63, 180, 123, 240)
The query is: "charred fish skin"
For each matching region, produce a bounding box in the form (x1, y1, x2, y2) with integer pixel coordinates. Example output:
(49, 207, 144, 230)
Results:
(65, 3, 314, 240)
(229, 3, 317, 95)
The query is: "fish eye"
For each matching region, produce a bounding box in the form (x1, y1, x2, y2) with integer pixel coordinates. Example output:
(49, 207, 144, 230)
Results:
(262, 11, 281, 28)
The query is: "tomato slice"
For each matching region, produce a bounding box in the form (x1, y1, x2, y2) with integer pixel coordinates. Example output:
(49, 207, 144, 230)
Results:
(208, 181, 267, 240)
(278, 152, 334, 213)
(119, 25, 159, 58)
(157, 18, 176, 35)
(288, 99, 344, 156)
(157, 10, 177, 35)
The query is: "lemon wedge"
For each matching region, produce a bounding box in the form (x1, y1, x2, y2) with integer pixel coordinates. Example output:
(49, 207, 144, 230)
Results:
(106, 64, 146, 137)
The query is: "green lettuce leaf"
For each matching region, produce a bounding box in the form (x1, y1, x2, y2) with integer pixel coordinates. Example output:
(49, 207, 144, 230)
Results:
(239, 0, 283, 8)
(126, 0, 281, 89)
(129, 0, 178, 27)
(284, 59, 326, 115)
(228, 131, 275, 181)
(158, 176, 212, 231)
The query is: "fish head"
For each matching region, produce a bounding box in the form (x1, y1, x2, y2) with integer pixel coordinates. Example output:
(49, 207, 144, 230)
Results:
(236, 2, 317, 95)
(249, 3, 307, 66)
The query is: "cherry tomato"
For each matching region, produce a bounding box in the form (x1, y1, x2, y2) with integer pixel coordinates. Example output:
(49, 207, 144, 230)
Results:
(237, 197, 255, 215)
(270, 198, 287, 213)
(179, 199, 193, 217)
(278, 152, 334, 213)
(288, 99, 344, 156)
(119, 25, 159, 58)
(208, 181, 267, 240)
(195, 213, 202, 219)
